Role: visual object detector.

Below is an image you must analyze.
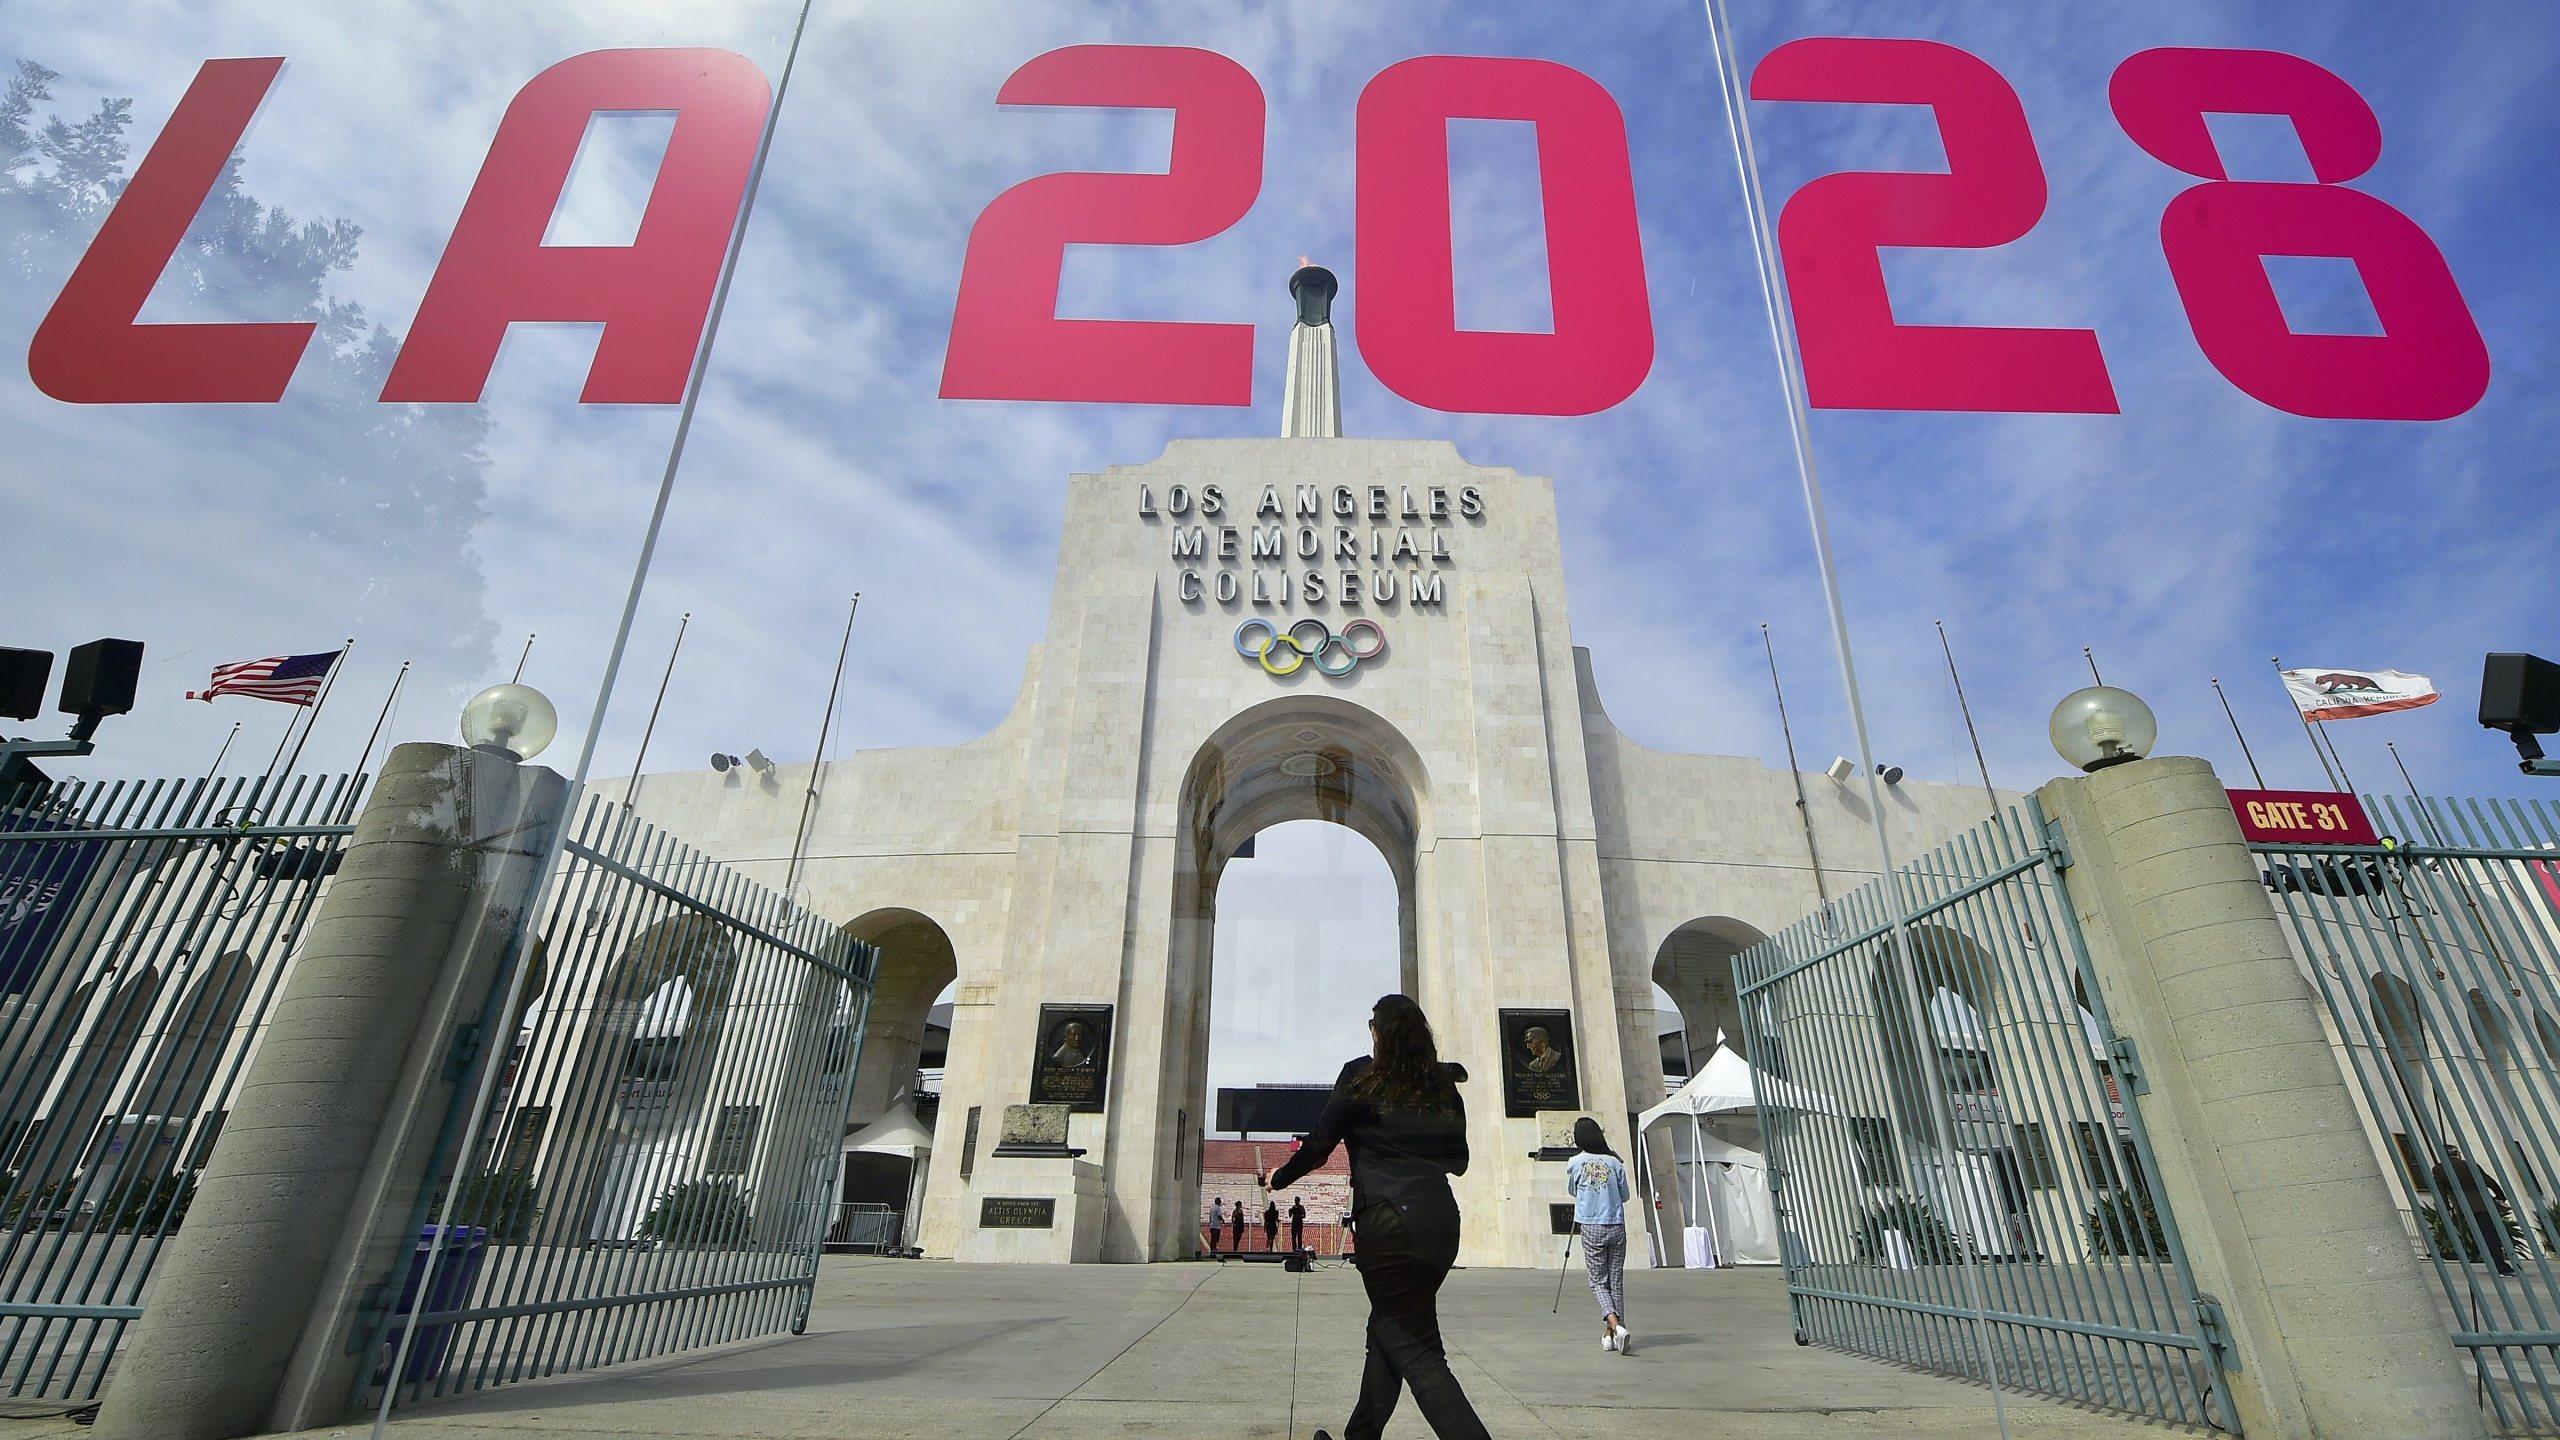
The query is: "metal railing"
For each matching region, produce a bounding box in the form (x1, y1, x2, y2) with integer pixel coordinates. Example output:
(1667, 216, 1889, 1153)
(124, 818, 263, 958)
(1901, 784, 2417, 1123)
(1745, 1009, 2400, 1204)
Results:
(369, 793, 876, 1409)
(2254, 793, 2560, 1434)
(1734, 801, 2237, 1432)
(825, 1202, 900, 1253)
(0, 773, 364, 1399)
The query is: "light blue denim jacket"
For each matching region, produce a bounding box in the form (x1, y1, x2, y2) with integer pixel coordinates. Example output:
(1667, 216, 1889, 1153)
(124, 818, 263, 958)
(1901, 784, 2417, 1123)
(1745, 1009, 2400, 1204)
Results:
(1565, 1152, 1629, 1226)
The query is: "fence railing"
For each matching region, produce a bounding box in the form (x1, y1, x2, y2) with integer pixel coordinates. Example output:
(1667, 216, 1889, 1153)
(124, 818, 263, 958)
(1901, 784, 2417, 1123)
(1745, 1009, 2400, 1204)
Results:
(0, 773, 365, 1400)
(368, 793, 877, 1409)
(2254, 793, 2560, 1435)
(1733, 801, 2237, 1432)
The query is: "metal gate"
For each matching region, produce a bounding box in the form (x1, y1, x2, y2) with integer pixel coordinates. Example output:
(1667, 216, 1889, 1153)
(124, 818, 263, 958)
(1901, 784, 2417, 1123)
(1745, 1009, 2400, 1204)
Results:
(0, 773, 365, 1400)
(2254, 793, 2560, 1434)
(367, 793, 877, 1409)
(1733, 801, 2238, 1431)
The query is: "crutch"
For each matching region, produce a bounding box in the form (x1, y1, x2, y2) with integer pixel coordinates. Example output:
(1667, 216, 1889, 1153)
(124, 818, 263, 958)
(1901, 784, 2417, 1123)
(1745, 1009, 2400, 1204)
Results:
(1550, 1226, 1577, 1313)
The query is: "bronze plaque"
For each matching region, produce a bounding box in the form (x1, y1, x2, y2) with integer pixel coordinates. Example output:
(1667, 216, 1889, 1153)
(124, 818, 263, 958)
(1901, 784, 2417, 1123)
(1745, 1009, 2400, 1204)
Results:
(979, 1196, 1056, 1230)
(1498, 1009, 1580, 1118)
(1029, 1003, 1113, 1113)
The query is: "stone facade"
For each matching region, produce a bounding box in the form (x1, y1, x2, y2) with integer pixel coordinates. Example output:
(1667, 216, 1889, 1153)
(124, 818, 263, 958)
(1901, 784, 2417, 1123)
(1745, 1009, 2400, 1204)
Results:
(608, 436, 2010, 1267)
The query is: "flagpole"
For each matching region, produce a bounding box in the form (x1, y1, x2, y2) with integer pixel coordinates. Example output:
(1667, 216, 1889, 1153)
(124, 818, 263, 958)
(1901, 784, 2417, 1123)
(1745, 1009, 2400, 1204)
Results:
(622, 612, 692, 810)
(1935, 620, 1999, 823)
(2386, 742, 2449, 846)
(2211, 678, 2266, 789)
(2272, 656, 2343, 790)
(351, 661, 409, 784)
(373, 2, 818, 1428)
(277, 639, 355, 783)
(2315, 718, 2360, 797)
(786, 595, 859, 897)
(1762, 623, 1832, 915)
(200, 722, 241, 785)
(510, 633, 536, 685)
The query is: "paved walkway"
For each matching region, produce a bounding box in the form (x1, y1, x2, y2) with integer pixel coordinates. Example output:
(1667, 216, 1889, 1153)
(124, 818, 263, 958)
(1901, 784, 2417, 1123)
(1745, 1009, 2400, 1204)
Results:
(0, 1259, 2203, 1439)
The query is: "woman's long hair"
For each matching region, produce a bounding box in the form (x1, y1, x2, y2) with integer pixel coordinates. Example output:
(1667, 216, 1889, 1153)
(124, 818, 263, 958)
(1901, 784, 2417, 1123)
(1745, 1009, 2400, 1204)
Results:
(1573, 1116, 1618, 1158)
(1347, 993, 1456, 1113)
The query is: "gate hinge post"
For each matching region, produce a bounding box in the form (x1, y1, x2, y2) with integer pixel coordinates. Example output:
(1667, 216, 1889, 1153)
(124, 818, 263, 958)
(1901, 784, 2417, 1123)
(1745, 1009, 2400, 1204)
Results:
(442, 1022, 483, 1082)
(2039, 810, 2073, 869)
(2108, 1035, 2149, 1096)
(2191, 1292, 2240, 1372)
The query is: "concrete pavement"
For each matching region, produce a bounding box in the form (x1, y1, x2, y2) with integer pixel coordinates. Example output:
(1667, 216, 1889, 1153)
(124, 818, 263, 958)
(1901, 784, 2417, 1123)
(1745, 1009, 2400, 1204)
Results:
(0, 1258, 2206, 1438)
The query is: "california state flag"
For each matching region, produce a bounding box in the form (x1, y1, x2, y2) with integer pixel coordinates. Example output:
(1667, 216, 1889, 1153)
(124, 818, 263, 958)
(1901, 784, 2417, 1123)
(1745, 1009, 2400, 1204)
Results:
(2282, 667, 2439, 722)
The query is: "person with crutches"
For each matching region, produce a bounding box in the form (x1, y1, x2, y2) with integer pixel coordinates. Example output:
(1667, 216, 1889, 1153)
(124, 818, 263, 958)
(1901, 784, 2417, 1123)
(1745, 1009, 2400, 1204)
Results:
(1565, 1116, 1634, 1354)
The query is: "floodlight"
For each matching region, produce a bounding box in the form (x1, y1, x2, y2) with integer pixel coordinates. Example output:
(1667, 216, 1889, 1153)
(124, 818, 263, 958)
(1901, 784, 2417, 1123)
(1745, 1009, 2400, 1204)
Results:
(712, 753, 740, 773)
(1877, 765, 1904, 786)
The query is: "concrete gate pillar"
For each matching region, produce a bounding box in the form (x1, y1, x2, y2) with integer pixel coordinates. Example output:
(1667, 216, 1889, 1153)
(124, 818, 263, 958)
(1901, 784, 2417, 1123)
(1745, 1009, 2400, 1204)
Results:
(2040, 755, 2484, 1440)
(93, 743, 567, 1440)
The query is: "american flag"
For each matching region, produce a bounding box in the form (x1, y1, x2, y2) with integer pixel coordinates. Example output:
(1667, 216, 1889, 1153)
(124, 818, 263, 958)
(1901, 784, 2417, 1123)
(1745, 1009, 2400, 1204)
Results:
(186, 651, 340, 706)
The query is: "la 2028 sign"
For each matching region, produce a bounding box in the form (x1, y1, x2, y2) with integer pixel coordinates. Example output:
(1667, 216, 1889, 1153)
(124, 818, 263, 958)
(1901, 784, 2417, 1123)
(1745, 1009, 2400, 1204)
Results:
(28, 39, 2487, 421)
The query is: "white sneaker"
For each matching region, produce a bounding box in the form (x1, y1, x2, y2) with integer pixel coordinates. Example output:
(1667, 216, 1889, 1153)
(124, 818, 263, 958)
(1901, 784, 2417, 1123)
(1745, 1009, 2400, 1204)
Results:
(1614, 1325, 1634, 1355)
(1601, 1333, 1617, 1352)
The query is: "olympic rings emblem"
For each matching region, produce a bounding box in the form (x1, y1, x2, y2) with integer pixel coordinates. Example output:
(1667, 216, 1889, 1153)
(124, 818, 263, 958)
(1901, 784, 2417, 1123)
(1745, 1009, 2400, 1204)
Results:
(1234, 617, 1387, 677)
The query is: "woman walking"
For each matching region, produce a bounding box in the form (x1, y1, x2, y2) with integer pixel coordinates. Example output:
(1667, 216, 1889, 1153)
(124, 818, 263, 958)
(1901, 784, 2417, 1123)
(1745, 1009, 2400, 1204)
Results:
(1270, 994, 1491, 1440)
(1566, 1117, 1633, 1355)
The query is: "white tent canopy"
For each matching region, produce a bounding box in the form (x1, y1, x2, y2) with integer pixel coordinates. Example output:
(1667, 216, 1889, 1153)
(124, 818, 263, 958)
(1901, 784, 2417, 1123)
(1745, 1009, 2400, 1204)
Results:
(844, 1102, 935, 1157)
(1639, 1045, 1840, 1129)
(838, 1100, 933, 1252)
(1634, 1048, 1822, 1269)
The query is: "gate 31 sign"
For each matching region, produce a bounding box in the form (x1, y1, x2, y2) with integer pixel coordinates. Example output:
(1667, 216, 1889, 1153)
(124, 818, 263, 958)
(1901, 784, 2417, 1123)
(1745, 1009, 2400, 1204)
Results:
(26, 40, 2486, 421)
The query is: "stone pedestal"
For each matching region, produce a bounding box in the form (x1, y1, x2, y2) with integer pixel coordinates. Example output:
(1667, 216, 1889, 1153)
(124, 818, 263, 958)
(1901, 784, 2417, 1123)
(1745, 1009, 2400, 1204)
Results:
(93, 744, 567, 1440)
(955, 1158, 1106, 1264)
(2042, 756, 2487, 1440)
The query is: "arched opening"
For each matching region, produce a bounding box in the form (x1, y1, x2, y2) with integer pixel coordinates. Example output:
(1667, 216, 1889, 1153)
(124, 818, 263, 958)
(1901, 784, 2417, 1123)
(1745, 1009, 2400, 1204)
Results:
(1651, 918, 1761, 1081)
(1863, 924, 2043, 1256)
(1198, 819, 1400, 1257)
(534, 914, 738, 1243)
(1648, 981, 1688, 1087)
(1159, 695, 1430, 1261)
(838, 908, 960, 1251)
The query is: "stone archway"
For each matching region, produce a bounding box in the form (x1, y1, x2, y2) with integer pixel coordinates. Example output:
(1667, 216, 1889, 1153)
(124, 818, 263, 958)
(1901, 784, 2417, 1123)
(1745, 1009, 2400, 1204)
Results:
(537, 914, 740, 1242)
(1652, 917, 1763, 1081)
(839, 908, 960, 1249)
(1152, 695, 1432, 1261)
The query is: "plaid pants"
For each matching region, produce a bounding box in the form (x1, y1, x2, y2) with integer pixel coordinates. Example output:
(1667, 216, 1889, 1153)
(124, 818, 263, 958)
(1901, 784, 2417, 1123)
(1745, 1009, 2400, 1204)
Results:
(1582, 1222, 1627, 1320)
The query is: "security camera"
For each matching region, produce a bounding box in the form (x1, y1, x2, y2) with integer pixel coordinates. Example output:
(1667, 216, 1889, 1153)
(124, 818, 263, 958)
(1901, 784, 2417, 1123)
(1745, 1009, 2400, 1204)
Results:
(1877, 764, 1904, 786)
(1824, 756, 1856, 783)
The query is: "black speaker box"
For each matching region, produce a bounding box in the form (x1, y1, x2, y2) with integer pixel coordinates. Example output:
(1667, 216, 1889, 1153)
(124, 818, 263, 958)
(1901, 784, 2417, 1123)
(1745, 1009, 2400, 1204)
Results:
(59, 638, 143, 717)
(0, 649, 51, 722)
(2481, 653, 2560, 735)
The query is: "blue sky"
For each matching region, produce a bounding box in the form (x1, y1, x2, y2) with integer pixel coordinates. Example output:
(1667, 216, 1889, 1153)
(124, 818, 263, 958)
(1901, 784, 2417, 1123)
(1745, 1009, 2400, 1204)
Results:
(6, 2, 2559, 1088)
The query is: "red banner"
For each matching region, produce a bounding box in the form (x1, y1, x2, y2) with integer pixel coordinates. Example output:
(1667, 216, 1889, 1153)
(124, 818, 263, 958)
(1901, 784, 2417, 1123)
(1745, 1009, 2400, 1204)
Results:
(2226, 789, 2379, 847)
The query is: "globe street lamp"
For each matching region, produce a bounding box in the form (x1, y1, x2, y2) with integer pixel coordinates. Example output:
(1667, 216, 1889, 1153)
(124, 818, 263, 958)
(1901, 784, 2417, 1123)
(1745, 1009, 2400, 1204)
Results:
(2050, 685, 2157, 773)
(459, 683, 557, 762)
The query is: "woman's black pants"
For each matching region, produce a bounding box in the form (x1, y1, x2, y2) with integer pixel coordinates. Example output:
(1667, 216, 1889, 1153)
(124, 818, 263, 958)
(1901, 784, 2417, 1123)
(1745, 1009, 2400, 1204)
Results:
(1342, 1245, 1491, 1440)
